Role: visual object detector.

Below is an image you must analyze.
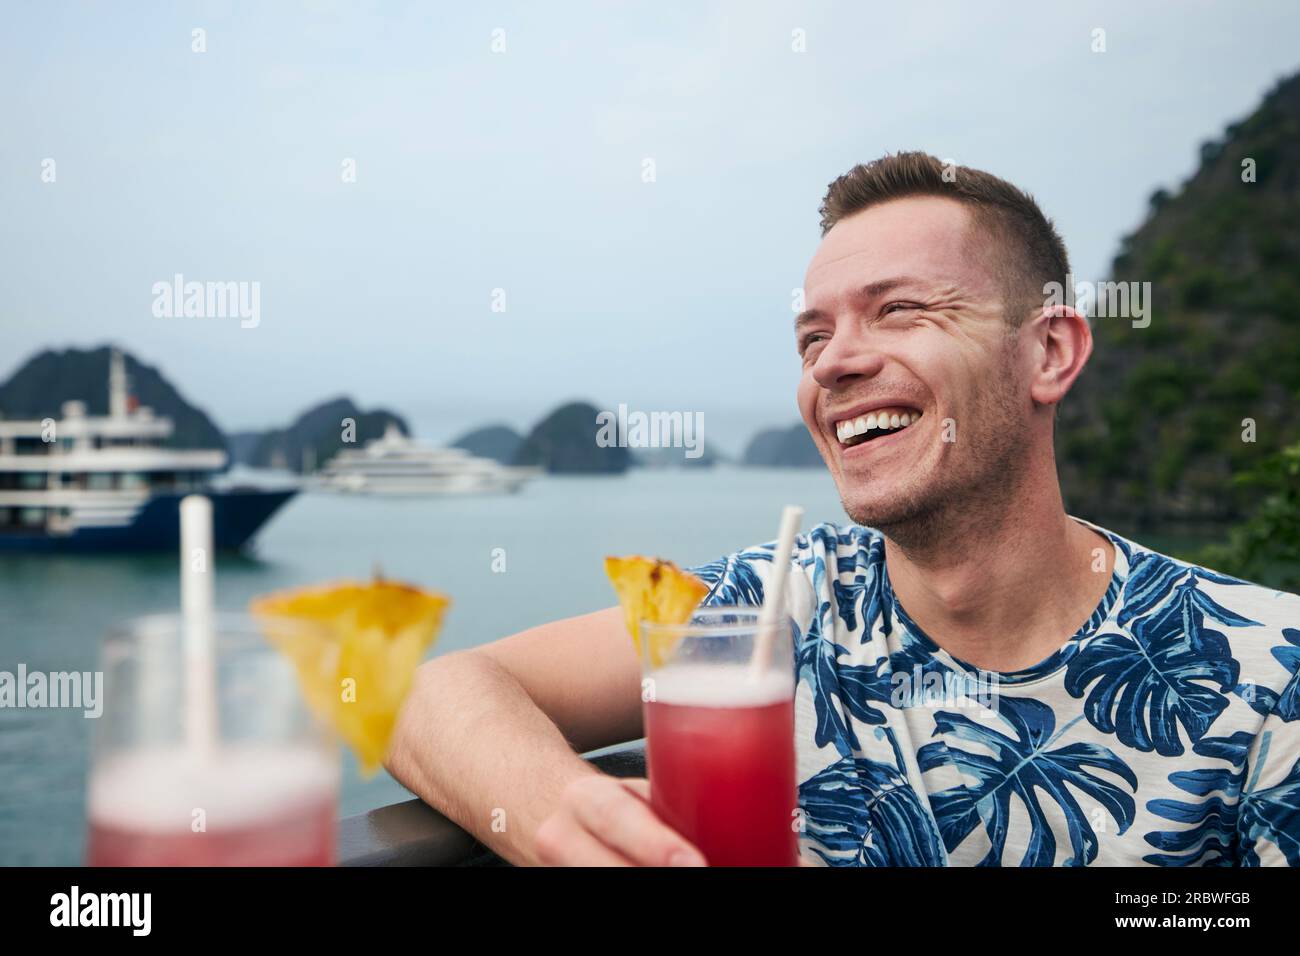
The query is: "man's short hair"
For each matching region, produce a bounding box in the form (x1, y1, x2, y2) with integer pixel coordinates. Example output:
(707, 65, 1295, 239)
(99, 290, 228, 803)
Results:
(819, 152, 1071, 325)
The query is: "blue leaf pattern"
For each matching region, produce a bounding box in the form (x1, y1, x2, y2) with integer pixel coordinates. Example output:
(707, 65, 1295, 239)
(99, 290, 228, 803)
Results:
(830, 532, 891, 640)
(688, 548, 771, 607)
(800, 753, 947, 866)
(918, 698, 1137, 866)
(1237, 733, 1300, 866)
(1270, 629, 1300, 722)
(1142, 731, 1252, 866)
(1065, 575, 1248, 756)
(795, 606, 896, 754)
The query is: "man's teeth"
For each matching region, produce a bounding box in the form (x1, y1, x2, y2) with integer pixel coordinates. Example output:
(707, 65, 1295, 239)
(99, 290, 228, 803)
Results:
(834, 409, 922, 445)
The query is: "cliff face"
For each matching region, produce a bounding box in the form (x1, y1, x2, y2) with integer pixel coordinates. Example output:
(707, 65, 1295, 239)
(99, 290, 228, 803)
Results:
(0, 346, 227, 452)
(450, 424, 523, 465)
(1057, 73, 1300, 533)
(742, 423, 823, 468)
(514, 401, 629, 474)
(246, 397, 408, 473)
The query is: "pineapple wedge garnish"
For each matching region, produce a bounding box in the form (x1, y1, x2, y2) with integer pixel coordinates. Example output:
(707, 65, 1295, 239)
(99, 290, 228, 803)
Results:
(250, 578, 450, 775)
(604, 556, 709, 668)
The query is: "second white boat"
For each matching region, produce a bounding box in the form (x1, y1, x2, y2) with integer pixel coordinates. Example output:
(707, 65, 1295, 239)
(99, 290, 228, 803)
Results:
(313, 423, 539, 496)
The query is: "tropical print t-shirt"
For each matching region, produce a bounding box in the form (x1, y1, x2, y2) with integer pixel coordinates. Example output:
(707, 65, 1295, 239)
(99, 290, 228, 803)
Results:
(688, 518, 1300, 867)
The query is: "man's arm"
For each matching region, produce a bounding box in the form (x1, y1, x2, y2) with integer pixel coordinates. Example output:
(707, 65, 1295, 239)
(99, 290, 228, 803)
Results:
(384, 606, 706, 866)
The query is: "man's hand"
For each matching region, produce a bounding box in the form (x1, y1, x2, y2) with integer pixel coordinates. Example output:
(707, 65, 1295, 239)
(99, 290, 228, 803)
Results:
(533, 775, 708, 866)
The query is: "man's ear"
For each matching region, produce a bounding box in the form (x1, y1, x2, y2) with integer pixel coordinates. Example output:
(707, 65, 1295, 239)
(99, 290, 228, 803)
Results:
(1027, 304, 1092, 406)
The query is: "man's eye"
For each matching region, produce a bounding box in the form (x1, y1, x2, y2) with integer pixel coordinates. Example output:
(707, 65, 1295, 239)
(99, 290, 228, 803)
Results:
(883, 301, 921, 314)
(799, 333, 829, 356)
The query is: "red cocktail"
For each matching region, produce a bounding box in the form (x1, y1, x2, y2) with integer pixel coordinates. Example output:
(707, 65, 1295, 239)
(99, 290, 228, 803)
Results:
(87, 746, 337, 866)
(641, 610, 798, 866)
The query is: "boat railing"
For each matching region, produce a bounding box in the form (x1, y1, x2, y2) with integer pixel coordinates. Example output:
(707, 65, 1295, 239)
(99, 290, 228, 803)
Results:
(337, 741, 646, 866)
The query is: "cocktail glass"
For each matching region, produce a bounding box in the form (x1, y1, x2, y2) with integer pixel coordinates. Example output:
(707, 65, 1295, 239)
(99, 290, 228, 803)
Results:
(639, 607, 799, 867)
(86, 612, 339, 866)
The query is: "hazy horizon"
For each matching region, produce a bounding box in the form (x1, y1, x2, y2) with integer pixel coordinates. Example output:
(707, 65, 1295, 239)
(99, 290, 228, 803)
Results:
(3, 1, 1299, 451)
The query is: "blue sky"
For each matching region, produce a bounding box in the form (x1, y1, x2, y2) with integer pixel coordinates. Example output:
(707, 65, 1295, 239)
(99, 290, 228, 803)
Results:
(2, 0, 1297, 453)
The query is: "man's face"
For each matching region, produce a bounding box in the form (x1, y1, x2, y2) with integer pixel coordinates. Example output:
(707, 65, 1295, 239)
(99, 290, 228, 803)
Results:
(796, 196, 1035, 533)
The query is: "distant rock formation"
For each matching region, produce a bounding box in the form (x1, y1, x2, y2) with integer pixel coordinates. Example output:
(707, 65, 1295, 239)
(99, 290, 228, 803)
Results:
(245, 397, 408, 473)
(742, 423, 823, 467)
(515, 401, 629, 474)
(450, 424, 523, 465)
(0, 345, 227, 452)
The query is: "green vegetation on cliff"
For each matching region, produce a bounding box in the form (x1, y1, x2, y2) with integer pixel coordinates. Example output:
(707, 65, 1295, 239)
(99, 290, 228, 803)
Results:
(1190, 440, 1300, 591)
(1058, 74, 1300, 535)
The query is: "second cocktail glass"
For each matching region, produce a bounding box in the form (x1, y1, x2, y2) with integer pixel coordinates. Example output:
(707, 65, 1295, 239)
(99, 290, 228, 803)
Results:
(86, 612, 340, 866)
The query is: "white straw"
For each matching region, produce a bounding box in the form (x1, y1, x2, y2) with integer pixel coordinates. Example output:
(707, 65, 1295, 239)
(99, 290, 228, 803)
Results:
(180, 495, 217, 756)
(748, 505, 804, 681)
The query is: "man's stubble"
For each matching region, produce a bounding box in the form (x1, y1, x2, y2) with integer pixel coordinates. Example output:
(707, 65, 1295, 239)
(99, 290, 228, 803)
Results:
(839, 343, 1033, 556)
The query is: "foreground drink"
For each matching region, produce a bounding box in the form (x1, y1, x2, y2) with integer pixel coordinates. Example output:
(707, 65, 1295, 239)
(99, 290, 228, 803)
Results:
(641, 609, 798, 866)
(87, 746, 337, 866)
(86, 613, 340, 867)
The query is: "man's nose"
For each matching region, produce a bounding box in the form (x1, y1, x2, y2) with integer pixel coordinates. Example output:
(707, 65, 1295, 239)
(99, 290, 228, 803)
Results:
(811, 330, 885, 390)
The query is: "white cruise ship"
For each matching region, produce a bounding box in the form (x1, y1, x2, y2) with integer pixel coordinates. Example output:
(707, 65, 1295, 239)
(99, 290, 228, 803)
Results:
(0, 350, 295, 552)
(315, 423, 539, 496)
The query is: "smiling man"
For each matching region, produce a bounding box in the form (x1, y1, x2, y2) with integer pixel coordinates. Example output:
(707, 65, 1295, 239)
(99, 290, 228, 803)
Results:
(388, 153, 1300, 867)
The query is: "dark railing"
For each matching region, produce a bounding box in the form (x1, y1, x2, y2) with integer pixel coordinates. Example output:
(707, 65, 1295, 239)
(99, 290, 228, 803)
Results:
(338, 742, 646, 866)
